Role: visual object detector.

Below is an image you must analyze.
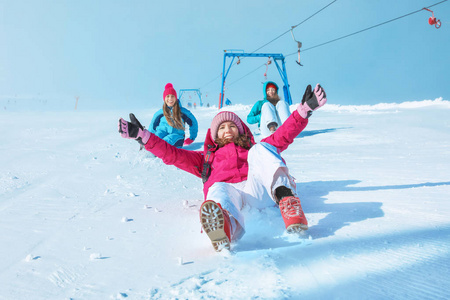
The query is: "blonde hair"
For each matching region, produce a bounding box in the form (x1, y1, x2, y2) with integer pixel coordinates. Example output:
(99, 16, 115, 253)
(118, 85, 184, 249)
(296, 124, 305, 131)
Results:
(163, 101, 184, 130)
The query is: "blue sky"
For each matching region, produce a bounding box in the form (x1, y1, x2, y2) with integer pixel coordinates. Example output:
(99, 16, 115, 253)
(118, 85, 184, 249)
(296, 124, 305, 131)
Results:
(1, 0, 449, 109)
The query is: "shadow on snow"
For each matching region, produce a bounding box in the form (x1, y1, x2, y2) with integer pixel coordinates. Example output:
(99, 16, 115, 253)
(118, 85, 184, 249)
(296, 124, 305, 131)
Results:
(235, 180, 450, 252)
(298, 180, 450, 239)
(297, 127, 351, 138)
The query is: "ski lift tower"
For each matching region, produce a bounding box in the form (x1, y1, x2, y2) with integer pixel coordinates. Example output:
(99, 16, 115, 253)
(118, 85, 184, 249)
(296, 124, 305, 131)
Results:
(179, 89, 203, 107)
(219, 50, 292, 109)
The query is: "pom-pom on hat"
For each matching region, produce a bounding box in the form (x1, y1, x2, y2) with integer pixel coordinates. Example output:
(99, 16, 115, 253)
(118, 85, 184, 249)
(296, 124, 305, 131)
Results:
(163, 83, 177, 100)
(210, 111, 244, 140)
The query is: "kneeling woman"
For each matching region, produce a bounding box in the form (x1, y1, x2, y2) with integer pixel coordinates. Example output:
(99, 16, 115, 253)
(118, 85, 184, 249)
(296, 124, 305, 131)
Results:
(149, 83, 198, 148)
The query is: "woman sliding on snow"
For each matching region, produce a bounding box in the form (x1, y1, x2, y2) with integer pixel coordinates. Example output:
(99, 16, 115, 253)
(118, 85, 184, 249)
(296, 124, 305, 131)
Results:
(148, 83, 198, 148)
(118, 84, 327, 252)
(247, 81, 291, 138)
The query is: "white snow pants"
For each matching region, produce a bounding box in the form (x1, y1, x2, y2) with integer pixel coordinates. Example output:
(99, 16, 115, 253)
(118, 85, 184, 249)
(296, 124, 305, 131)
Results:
(206, 142, 297, 239)
(260, 100, 291, 138)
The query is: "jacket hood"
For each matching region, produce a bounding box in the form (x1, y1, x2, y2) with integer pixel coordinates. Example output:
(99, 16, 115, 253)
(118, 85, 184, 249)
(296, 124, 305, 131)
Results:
(263, 81, 279, 100)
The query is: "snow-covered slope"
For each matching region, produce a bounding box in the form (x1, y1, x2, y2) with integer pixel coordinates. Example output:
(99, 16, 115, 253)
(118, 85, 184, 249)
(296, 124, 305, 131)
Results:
(1, 100, 449, 299)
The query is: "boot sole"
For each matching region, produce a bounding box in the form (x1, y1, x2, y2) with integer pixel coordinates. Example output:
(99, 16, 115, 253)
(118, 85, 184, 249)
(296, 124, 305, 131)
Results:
(287, 223, 309, 233)
(200, 201, 231, 252)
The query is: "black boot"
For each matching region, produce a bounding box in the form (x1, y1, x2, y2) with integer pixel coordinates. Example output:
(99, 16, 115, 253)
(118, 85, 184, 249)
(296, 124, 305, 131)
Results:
(274, 186, 294, 205)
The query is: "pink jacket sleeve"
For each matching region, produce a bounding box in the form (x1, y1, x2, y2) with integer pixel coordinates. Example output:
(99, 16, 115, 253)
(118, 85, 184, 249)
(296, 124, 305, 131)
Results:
(261, 110, 308, 152)
(144, 134, 204, 178)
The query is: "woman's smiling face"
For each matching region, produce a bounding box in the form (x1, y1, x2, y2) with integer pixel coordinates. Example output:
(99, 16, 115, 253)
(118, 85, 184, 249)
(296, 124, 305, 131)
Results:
(217, 121, 239, 140)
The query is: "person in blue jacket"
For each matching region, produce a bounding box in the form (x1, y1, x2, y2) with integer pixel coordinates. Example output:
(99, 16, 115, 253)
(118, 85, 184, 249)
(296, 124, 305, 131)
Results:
(247, 81, 291, 138)
(149, 83, 198, 148)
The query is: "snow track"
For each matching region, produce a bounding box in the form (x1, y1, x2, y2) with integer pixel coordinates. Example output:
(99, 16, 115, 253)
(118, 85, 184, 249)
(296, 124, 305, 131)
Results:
(1, 103, 449, 299)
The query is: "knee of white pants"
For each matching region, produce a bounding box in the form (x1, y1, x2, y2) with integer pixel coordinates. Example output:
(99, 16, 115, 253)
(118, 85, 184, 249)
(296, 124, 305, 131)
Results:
(260, 102, 281, 137)
(276, 100, 291, 123)
(248, 142, 281, 164)
(261, 103, 277, 123)
(245, 143, 296, 207)
(246, 142, 296, 205)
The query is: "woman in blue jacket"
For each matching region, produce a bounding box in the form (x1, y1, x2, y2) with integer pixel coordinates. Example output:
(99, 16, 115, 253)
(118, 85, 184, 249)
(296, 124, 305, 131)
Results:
(247, 81, 291, 138)
(149, 83, 198, 148)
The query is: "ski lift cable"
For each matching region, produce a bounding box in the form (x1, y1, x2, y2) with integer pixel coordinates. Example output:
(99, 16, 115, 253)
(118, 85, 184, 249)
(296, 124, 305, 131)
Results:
(200, 53, 263, 89)
(285, 0, 448, 57)
(199, 0, 337, 89)
(200, 57, 242, 89)
(225, 0, 446, 89)
(200, 73, 222, 89)
(201, 0, 447, 91)
(250, 0, 338, 54)
(227, 63, 267, 87)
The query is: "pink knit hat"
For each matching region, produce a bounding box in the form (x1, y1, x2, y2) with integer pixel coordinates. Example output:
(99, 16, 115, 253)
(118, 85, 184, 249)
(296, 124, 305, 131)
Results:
(210, 111, 245, 140)
(163, 83, 177, 100)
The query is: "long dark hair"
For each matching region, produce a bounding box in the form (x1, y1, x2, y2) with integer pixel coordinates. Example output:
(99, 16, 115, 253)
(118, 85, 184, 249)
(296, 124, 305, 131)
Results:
(163, 101, 184, 130)
(215, 133, 252, 150)
(267, 93, 280, 105)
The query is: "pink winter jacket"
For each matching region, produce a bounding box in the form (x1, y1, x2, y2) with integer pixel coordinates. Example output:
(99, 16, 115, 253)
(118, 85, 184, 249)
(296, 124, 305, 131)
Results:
(144, 110, 308, 199)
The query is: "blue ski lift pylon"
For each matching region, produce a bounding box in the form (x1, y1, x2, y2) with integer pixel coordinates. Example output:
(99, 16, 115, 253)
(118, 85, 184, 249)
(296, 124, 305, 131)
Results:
(219, 50, 293, 109)
(179, 89, 203, 107)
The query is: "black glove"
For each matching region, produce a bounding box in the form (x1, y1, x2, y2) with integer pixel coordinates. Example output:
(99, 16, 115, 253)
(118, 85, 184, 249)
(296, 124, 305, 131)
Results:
(298, 84, 327, 118)
(118, 113, 150, 145)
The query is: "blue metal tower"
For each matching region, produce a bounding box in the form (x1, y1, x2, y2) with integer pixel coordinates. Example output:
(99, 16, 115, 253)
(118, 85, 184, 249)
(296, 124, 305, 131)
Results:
(219, 51, 292, 109)
(179, 89, 203, 107)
